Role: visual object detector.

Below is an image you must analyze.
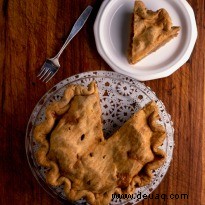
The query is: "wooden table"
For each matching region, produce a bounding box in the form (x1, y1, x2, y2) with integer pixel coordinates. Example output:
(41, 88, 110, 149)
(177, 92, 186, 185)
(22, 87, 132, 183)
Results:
(0, 0, 204, 204)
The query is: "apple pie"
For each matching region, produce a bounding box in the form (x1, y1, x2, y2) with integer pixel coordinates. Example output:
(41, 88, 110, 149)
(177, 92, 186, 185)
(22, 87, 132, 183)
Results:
(128, 1, 180, 64)
(34, 82, 166, 205)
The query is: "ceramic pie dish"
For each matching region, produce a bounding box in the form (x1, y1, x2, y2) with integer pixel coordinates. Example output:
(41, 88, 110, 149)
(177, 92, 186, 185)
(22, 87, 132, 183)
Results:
(25, 71, 174, 204)
(94, 0, 197, 81)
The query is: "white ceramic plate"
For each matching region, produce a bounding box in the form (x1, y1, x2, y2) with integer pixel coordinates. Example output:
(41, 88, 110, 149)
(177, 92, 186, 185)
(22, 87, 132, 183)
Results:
(94, 0, 197, 81)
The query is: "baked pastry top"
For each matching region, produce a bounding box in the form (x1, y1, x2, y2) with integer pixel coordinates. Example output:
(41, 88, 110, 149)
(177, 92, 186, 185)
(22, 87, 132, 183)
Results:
(34, 82, 166, 205)
(128, 1, 180, 64)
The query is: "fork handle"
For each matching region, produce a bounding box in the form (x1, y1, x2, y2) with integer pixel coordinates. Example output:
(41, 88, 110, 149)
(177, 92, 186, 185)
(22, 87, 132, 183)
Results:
(53, 6, 93, 60)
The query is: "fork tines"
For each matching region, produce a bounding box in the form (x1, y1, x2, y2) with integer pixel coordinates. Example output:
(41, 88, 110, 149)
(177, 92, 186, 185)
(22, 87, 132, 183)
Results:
(37, 60, 57, 83)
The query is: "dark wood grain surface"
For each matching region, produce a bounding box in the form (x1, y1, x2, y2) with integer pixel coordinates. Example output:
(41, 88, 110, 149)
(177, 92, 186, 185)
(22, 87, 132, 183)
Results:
(0, 0, 204, 205)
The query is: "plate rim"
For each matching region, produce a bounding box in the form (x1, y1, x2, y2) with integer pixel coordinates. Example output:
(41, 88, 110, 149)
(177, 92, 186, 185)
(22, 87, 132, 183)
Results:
(94, 0, 198, 81)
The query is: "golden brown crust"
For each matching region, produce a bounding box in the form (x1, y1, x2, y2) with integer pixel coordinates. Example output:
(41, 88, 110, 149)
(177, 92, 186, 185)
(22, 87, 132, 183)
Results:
(34, 82, 166, 205)
(34, 81, 104, 197)
(128, 1, 180, 64)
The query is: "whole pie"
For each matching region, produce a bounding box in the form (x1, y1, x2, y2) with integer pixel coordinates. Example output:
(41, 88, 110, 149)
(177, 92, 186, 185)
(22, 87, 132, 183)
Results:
(128, 1, 180, 64)
(34, 82, 166, 205)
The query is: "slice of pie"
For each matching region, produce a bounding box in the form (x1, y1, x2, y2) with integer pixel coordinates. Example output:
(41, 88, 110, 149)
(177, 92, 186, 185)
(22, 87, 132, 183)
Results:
(128, 1, 180, 64)
(34, 82, 166, 205)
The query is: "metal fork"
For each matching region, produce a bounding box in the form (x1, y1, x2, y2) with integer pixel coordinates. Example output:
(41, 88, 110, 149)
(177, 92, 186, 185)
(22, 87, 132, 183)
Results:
(37, 6, 93, 83)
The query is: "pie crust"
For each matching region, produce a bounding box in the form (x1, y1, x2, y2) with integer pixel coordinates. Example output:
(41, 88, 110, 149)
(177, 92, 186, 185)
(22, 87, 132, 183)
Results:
(34, 82, 166, 205)
(128, 1, 180, 64)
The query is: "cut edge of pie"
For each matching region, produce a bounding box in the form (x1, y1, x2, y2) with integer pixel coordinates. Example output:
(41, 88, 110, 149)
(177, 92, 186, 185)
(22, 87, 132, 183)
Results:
(128, 1, 180, 64)
(113, 101, 166, 194)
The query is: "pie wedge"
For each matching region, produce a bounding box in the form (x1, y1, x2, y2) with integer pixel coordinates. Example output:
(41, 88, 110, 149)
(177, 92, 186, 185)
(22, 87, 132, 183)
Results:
(128, 1, 180, 64)
(34, 82, 166, 205)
